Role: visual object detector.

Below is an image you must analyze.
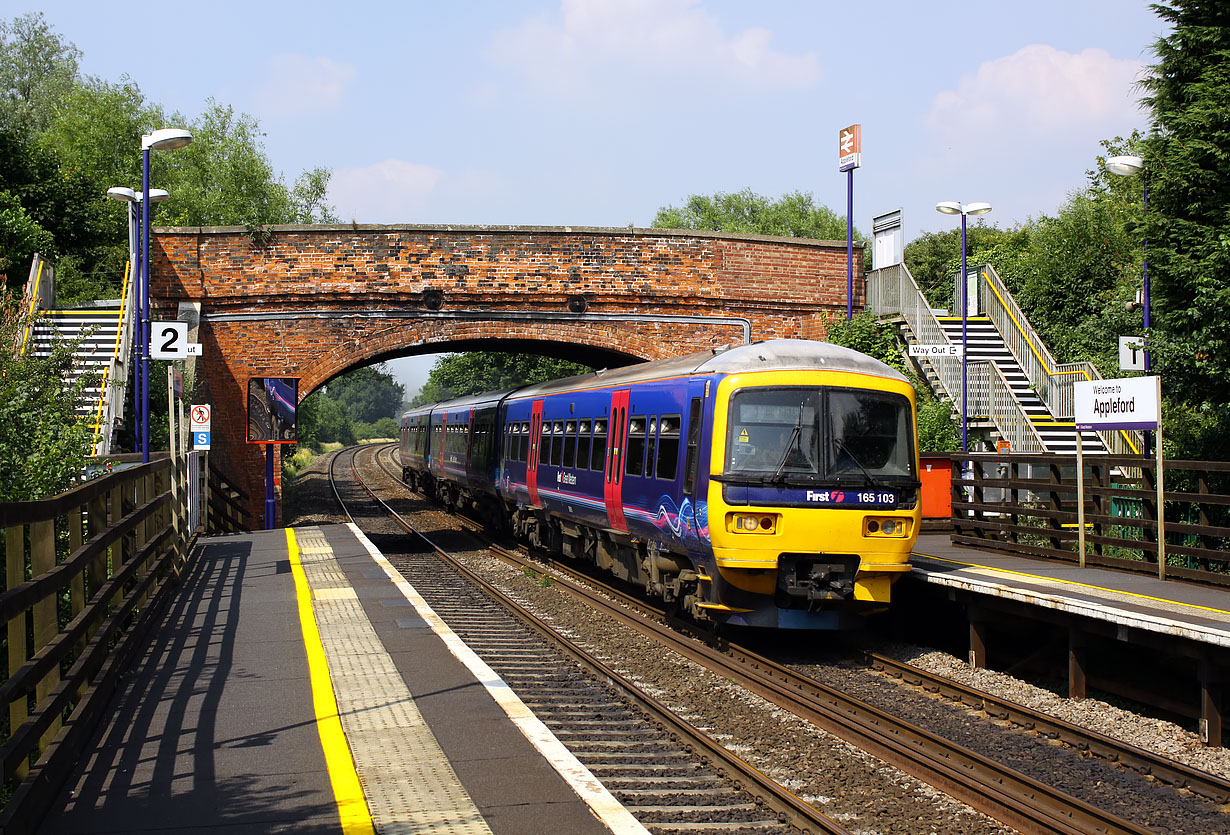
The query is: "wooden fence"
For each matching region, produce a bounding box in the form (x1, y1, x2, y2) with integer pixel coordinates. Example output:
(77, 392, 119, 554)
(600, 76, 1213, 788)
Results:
(950, 452, 1230, 585)
(0, 453, 249, 834)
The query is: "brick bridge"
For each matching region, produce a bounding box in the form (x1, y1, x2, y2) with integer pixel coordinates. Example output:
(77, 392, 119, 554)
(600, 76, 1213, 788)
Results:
(152, 224, 864, 525)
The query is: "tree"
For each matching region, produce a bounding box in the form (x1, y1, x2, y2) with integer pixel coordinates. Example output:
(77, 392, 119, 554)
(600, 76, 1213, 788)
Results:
(0, 12, 79, 134)
(324, 365, 405, 424)
(653, 188, 855, 242)
(0, 295, 95, 500)
(412, 353, 591, 406)
(1138, 0, 1230, 458)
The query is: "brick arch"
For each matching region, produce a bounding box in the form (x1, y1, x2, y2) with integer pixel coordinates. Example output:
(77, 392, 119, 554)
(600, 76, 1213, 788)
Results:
(153, 223, 861, 525)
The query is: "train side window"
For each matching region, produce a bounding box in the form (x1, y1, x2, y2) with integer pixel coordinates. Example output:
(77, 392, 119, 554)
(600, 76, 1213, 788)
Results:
(539, 420, 550, 467)
(645, 417, 658, 479)
(577, 419, 591, 471)
(550, 420, 565, 466)
(657, 414, 681, 480)
(563, 420, 577, 468)
(683, 398, 702, 493)
(591, 419, 607, 471)
(625, 416, 646, 477)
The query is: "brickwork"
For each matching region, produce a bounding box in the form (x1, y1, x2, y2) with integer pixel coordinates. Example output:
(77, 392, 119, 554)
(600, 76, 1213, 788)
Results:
(151, 224, 863, 525)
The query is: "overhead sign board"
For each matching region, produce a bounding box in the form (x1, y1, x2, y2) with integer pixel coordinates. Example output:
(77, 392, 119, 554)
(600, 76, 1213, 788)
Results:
(1074, 376, 1160, 431)
(909, 344, 963, 357)
(838, 124, 862, 172)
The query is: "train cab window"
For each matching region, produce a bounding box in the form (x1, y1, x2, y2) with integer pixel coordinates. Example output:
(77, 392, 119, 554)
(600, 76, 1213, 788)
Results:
(684, 399, 702, 493)
(563, 420, 577, 468)
(591, 419, 607, 471)
(657, 414, 681, 480)
(577, 420, 591, 471)
(550, 421, 565, 466)
(625, 416, 646, 477)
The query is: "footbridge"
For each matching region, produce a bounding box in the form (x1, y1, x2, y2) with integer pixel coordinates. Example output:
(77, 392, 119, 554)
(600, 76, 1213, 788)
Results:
(150, 224, 860, 523)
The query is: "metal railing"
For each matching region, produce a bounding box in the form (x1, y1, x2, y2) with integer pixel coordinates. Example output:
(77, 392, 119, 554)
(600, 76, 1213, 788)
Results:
(968, 361, 1048, 453)
(972, 265, 1142, 456)
(867, 263, 1046, 453)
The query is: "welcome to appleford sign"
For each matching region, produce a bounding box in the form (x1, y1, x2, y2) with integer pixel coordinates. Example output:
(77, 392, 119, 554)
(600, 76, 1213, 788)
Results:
(1074, 376, 1160, 431)
(1073, 375, 1166, 576)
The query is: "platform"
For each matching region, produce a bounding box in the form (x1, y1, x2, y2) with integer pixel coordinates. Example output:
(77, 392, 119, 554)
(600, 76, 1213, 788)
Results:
(39, 524, 645, 835)
(910, 534, 1230, 649)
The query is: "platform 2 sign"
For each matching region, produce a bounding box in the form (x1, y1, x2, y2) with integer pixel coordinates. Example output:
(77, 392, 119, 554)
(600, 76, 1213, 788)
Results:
(1074, 376, 1160, 431)
(247, 377, 299, 443)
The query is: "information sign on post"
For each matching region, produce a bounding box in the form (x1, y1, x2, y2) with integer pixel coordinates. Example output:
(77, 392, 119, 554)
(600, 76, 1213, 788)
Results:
(908, 344, 964, 357)
(1073, 376, 1165, 576)
(838, 124, 862, 172)
(150, 321, 189, 360)
(190, 403, 212, 450)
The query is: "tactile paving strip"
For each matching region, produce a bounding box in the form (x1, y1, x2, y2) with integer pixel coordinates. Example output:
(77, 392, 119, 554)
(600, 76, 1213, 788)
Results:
(295, 527, 493, 835)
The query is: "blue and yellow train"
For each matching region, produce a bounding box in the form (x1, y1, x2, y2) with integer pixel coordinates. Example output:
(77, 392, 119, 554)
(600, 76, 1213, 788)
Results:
(400, 339, 921, 629)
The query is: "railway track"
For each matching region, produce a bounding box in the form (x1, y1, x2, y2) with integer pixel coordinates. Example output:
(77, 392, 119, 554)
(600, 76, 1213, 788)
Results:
(331, 443, 848, 835)
(334, 442, 1230, 834)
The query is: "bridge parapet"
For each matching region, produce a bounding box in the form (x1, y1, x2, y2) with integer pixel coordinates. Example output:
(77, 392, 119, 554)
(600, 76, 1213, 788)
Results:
(151, 224, 863, 524)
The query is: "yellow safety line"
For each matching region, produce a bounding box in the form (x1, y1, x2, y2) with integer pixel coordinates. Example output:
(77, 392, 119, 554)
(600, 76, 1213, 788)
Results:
(914, 552, 1230, 617)
(285, 528, 376, 835)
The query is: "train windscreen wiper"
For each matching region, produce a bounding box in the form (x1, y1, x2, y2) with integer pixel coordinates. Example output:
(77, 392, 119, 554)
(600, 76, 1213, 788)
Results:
(832, 437, 876, 487)
(771, 401, 806, 483)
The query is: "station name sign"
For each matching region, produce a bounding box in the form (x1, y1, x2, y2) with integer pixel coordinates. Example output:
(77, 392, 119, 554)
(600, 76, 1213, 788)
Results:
(1074, 376, 1160, 431)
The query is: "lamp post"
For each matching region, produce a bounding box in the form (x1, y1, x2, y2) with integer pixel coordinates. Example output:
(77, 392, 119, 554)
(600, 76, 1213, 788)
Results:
(1106, 154, 1151, 456)
(139, 129, 192, 462)
(1106, 155, 1148, 370)
(935, 200, 992, 453)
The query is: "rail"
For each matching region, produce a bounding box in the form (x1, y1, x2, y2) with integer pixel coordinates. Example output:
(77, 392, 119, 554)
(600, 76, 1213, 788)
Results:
(968, 360, 1048, 453)
(87, 261, 134, 456)
(946, 451, 1230, 583)
(975, 265, 1141, 456)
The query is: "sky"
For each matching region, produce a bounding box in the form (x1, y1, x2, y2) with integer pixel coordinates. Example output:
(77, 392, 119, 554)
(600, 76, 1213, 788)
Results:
(22, 0, 1167, 398)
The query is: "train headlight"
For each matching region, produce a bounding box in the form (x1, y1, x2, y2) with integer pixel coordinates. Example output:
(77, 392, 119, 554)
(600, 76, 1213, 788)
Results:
(726, 513, 779, 534)
(864, 516, 911, 538)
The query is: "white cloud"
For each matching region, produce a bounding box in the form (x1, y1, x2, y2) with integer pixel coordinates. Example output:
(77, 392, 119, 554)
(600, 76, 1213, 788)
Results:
(925, 44, 1144, 139)
(255, 53, 357, 117)
(328, 160, 445, 224)
(489, 0, 820, 94)
(913, 44, 1148, 224)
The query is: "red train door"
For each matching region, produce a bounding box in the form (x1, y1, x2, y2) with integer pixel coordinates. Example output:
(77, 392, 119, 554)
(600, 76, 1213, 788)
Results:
(527, 399, 544, 507)
(604, 389, 630, 532)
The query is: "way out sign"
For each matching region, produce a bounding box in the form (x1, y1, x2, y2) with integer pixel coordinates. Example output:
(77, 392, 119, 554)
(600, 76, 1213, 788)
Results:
(1074, 376, 1160, 431)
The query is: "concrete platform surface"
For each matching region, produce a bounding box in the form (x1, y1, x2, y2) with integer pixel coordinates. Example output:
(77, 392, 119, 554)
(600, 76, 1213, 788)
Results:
(912, 533, 1230, 648)
(38, 524, 644, 835)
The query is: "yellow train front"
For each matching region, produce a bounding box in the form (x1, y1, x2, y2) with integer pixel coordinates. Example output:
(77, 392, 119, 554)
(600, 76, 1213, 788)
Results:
(687, 343, 920, 629)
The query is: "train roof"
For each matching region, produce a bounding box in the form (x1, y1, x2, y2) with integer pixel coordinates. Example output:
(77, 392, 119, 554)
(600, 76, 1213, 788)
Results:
(402, 340, 908, 419)
(508, 338, 908, 400)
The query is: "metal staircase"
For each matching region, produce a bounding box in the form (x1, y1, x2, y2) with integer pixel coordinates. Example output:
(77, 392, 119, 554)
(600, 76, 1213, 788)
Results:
(867, 261, 1142, 456)
(936, 316, 1102, 454)
(20, 254, 135, 456)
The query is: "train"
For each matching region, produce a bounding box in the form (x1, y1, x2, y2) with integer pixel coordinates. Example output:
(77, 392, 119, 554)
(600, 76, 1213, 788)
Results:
(399, 339, 921, 629)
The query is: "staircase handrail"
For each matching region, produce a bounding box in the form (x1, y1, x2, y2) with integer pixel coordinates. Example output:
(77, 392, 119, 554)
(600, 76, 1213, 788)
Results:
(967, 360, 1048, 453)
(866, 263, 964, 405)
(88, 260, 134, 455)
(976, 264, 1142, 456)
(19, 255, 48, 356)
